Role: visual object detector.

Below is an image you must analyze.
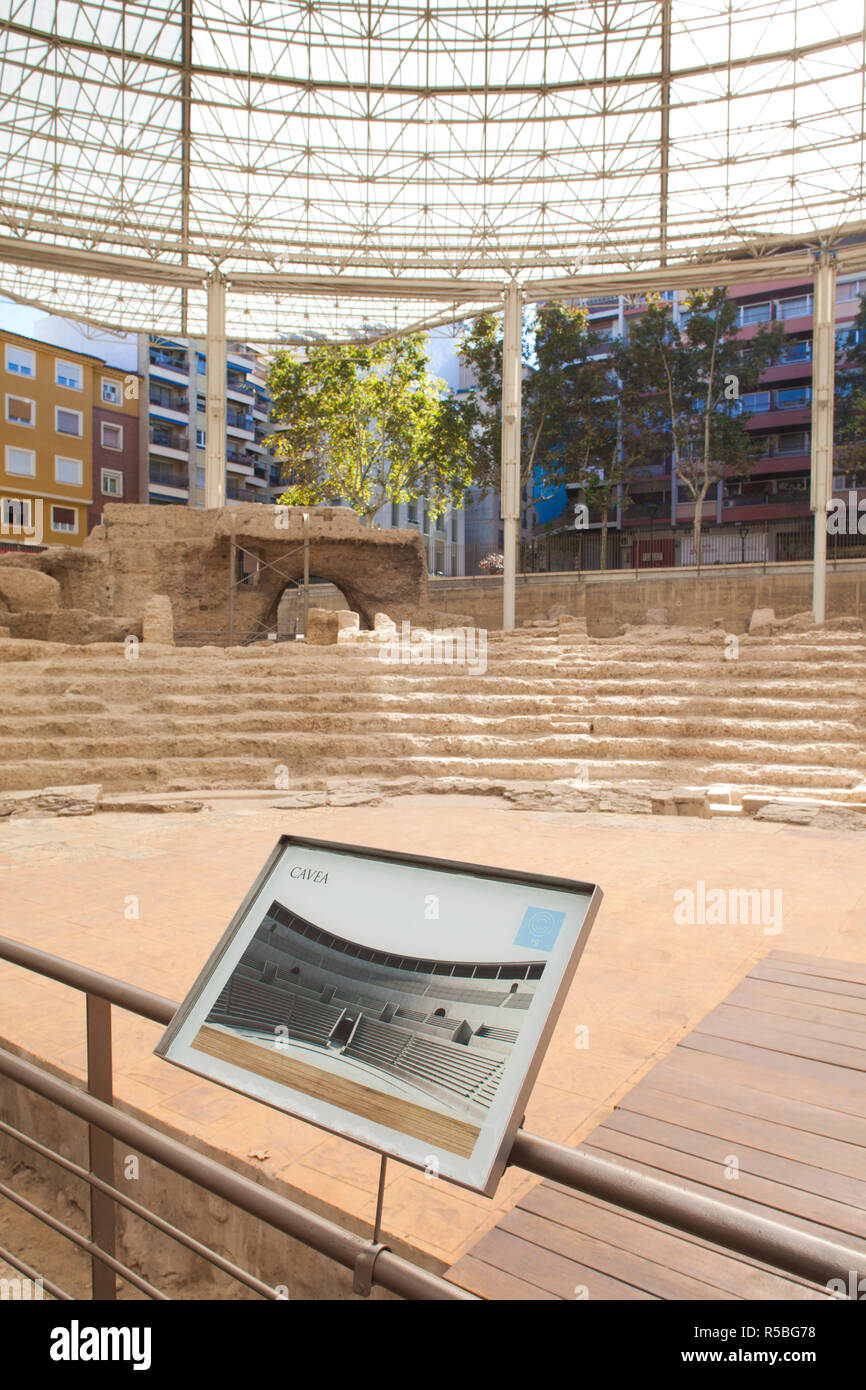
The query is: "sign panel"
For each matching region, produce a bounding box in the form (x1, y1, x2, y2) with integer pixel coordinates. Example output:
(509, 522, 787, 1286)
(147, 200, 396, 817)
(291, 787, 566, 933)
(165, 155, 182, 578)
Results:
(155, 836, 602, 1195)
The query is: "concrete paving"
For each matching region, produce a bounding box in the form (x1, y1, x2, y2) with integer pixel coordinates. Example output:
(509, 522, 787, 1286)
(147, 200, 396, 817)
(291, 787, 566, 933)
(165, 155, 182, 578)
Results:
(1, 792, 865, 1268)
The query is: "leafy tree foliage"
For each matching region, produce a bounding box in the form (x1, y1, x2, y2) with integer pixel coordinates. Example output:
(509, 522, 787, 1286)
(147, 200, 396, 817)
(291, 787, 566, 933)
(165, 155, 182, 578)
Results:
(267, 335, 479, 525)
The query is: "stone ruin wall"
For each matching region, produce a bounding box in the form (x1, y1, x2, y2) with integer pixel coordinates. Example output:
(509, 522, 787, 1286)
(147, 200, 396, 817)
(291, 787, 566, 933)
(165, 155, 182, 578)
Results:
(0, 503, 433, 641)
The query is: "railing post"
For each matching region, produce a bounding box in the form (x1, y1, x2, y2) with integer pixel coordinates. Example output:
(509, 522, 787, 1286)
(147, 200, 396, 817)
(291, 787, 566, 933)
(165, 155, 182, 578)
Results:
(86, 993, 116, 1300)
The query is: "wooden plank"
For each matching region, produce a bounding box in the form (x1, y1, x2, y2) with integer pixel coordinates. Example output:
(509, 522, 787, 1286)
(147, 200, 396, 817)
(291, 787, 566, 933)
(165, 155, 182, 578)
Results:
(584, 1127, 866, 1249)
(626, 1058, 866, 1151)
(520, 1184, 827, 1300)
(446, 1255, 559, 1301)
(700, 1002, 866, 1060)
(617, 1083, 866, 1182)
(727, 977, 866, 1026)
(673, 1033, 866, 1118)
(683, 1024, 866, 1097)
(749, 962, 866, 1004)
(460, 1226, 657, 1300)
(602, 1107, 866, 1210)
(764, 951, 866, 986)
(498, 1206, 738, 1300)
(191, 1024, 480, 1157)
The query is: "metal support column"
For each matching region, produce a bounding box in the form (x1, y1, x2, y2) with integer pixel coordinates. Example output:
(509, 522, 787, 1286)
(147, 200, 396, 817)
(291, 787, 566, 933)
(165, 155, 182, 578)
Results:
(810, 249, 836, 624)
(86, 994, 116, 1299)
(205, 270, 227, 510)
(501, 283, 522, 631)
(302, 512, 310, 637)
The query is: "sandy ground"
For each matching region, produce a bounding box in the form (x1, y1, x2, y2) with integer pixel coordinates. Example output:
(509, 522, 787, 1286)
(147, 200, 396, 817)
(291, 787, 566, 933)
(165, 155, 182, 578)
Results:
(1, 792, 865, 1288)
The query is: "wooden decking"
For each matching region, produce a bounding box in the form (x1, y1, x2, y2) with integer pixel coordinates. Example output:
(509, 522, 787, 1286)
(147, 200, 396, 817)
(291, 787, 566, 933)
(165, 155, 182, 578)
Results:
(448, 950, 866, 1300)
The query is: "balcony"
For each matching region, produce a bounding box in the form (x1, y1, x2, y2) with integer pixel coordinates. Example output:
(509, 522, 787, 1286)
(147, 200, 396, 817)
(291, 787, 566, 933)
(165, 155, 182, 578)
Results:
(149, 426, 190, 460)
(226, 407, 254, 430)
(149, 387, 188, 413)
(149, 350, 188, 373)
(149, 465, 189, 490)
(226, 375, 254, 397)
(226, 483, 265, 503)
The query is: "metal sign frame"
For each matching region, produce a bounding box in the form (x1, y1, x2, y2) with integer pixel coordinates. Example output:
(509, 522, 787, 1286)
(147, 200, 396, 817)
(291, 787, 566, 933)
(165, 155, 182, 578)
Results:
(155, 835, 603, 1196)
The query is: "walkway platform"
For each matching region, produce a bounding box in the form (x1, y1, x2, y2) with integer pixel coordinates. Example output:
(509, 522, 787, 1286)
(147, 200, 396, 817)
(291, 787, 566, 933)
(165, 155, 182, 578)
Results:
(447, 951, 866, 1299)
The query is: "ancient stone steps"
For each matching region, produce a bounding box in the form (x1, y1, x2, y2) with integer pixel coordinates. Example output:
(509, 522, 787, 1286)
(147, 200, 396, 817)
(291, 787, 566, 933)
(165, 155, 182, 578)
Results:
(1, 666, 861, 698)
(0, 754, 860, 796)
(0, 709, 860, 744)
(0, 624, 863, 798)
(0, 730, 861, 774)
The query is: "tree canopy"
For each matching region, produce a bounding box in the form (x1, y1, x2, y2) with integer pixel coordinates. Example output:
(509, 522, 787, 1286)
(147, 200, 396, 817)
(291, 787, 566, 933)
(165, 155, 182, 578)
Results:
(267, 335, 480, 525)
(615, 289, 784, 567)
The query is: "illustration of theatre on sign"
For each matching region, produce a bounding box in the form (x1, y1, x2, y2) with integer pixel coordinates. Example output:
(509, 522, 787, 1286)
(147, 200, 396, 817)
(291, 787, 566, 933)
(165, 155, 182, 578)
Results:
(156, 836, 602, 1195)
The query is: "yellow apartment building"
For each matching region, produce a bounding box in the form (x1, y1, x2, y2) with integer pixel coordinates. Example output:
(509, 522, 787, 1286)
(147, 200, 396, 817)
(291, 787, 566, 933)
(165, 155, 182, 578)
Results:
(0, 330, 140, 549)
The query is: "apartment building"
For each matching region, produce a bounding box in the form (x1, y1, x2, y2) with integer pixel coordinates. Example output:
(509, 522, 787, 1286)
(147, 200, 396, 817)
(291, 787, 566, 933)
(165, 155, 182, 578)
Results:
(610, 278, 863, 564)
(142, 336, 282, 507)
(1, 329, 140, 550)
(501, 274, 866, 570)
(383, 495, 465, 576)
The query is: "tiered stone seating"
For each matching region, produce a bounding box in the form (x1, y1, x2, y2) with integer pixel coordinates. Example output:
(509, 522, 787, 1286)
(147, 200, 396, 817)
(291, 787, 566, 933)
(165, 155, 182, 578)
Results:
(0, 623, 863, 799)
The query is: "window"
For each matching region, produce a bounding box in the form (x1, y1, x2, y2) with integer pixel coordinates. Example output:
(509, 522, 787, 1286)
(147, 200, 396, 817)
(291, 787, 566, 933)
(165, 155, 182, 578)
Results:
(777, 294, 812, 321)
(55, 455, 83, 486)
(55, 359, 83, 390)
(780, 339, 811, 362)
(101, 378, 120, 405)
(407, 501, 418, 524)
(739, 391, 771, 413)
(5, 344, 35, 378)
(195, 466, 206, 488)
(197, 393, 206, 412)
(196, 353, 207, 376)
(56, 406, 83, 437)
(6, 394, 35, 426)
(101, 421, 123, 450)
(51, 506, 77, 534)
(5, 445, 35, 476)
(775, 386, 811, 410)
(1, 497, 32, 530)
(741, 302, 772, 326)
(196, 428, 206, 449)
(101, 468, 123, 497)
(776, 431, 810, 455)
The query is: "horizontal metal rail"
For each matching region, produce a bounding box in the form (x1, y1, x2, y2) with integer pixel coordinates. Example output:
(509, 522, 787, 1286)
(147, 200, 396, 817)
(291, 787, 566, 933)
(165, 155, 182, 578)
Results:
(0, 1241, 72, 1301)
(0, 1118, 282, 1301)
(0, 1173, 167, 1300)
(0, 1045, 472, 1301)
(1, 933, 863, 1297)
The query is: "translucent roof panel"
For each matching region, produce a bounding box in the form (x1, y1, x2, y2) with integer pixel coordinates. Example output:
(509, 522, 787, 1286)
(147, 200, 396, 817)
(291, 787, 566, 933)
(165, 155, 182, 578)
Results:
(1, 0, 865, 340)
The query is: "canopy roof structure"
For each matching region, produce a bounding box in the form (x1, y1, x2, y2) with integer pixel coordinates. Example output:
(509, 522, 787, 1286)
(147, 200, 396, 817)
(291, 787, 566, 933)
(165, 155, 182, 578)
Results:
(2, 0, 866, 343)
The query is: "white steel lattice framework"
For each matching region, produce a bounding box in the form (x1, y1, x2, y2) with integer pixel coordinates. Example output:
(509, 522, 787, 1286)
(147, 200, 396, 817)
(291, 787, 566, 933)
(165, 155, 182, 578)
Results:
(1, 0, 866, 622)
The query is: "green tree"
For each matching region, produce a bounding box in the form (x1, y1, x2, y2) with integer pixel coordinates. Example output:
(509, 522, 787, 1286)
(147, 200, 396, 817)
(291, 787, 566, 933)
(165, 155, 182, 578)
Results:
(266, 335, 479, 525)
(615, 289, 784, 571)
(459, 302, 641, 567)
(834, 294, 866, 483)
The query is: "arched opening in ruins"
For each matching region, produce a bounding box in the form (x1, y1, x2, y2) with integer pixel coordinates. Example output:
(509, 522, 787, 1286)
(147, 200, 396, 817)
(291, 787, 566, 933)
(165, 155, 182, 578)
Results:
(275, 579, 353, 638)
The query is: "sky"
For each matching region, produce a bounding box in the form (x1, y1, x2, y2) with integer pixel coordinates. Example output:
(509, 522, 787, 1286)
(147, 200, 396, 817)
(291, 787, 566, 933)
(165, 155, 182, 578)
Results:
(1, 294, 463, 384)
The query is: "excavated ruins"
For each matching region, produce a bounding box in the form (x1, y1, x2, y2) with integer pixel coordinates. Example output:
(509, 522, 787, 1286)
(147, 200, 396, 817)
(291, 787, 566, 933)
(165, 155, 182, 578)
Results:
(0, 503, 436, 640)
(0, 604, 864, 827)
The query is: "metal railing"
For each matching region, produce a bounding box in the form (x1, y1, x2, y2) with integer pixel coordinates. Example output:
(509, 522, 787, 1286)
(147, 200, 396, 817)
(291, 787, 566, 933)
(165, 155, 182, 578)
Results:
(0, 936, 472, 1301)
(1, 933, 864, 1300)
(467, 516, 866, 576)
